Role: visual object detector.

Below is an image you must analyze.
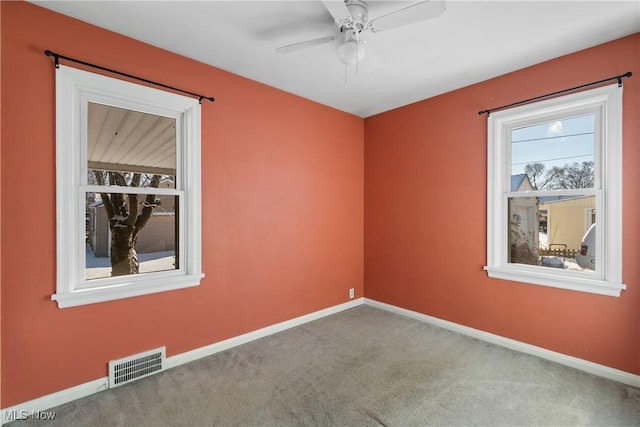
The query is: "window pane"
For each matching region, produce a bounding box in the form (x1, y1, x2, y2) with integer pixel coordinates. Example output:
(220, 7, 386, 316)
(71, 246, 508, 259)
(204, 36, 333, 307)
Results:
(85, 102, 180, 281)
(86, 193, 178, 280)
(508, 196, 596, 272)
(87, 102, 176, 187)
(511, 115, 594, 190)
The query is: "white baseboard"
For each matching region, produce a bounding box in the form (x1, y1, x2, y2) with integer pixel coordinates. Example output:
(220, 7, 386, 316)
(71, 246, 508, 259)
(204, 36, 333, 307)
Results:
(4, 296, 637, 424)
(364, 298, 640, 388)
(1, 298, 364, 424)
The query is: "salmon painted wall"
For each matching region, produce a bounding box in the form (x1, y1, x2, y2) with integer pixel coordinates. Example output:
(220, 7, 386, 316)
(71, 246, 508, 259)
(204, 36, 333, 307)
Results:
(364, 34, 640, 375)
(0, 2, 363, 407)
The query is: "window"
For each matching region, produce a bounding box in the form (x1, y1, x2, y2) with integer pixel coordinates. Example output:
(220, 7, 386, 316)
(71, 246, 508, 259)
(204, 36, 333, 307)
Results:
(53, 65, 203, 308)
(485, 84, 624, 297)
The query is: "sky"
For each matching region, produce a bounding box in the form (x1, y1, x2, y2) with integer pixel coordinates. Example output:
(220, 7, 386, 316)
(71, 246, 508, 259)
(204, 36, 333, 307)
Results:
(510, 114, 595, 177)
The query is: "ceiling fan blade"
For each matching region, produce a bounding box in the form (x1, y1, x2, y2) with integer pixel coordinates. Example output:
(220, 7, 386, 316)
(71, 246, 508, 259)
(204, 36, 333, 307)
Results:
(275, 35, 338, 54)
(368, 1, 446, 33)
(321, 0, 351, 23)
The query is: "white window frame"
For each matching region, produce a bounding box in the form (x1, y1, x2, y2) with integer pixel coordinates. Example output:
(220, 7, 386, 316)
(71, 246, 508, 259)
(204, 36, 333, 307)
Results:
(485, 84, 625, 297)
(53, 65, 203, 308)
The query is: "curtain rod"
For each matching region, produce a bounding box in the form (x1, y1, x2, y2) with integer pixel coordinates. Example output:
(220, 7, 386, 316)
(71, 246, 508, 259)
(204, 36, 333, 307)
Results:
(44, 50, 215, 104)
(478, 71, 631, 116)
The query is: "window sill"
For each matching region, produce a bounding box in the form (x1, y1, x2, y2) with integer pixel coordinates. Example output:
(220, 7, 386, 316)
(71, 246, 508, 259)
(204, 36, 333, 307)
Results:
(52, 273, 204, 308)
(484, 266, 625, 297)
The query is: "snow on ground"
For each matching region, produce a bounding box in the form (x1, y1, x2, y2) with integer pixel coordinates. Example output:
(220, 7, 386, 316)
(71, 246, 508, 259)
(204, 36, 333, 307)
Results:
(539, 232, 548, 248)
(85, 244, 176, 280)
(539, 232, 583, 271)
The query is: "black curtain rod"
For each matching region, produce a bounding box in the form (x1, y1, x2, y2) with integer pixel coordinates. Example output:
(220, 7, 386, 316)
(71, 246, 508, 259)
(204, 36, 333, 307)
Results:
(478, 71, 631, 116)
(45, 50, 215, 104)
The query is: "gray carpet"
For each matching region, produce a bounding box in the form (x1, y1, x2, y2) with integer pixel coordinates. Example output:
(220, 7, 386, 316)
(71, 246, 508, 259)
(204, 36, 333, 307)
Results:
(11, 305, 640, 426)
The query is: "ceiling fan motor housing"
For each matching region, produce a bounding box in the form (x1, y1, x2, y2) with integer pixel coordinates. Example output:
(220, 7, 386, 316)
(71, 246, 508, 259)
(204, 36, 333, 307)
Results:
(344, 0, 369, 32)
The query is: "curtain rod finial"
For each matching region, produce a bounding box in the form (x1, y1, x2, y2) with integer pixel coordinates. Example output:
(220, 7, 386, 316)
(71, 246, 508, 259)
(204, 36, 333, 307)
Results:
(44, 49, 59, 68)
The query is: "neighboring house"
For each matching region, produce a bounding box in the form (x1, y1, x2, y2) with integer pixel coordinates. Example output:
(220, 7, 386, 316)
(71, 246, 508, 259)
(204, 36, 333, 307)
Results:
(87, 178, 177, 257)
(511, 174, 534, 193)
(510, 174, 539, 258)
(539, 196, 595, 252)
(87, 199, 110, 257)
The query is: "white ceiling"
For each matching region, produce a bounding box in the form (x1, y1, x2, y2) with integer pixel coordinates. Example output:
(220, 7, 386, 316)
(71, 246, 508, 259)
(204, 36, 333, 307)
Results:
(33, 1, 639, 117)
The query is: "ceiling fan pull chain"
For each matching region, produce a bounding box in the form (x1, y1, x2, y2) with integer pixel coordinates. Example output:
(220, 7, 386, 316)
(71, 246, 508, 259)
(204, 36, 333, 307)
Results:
(344, 64, 349, 89)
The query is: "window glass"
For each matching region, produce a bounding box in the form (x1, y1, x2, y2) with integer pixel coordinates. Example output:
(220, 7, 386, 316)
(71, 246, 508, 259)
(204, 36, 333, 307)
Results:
(87, 102, 176, 187)
(507, 195, 596, 271)
(511, 115, 594, 189)
(85, 194, 178, 280)
(507, 114, 597, 272)
(85, 102, 179, 280)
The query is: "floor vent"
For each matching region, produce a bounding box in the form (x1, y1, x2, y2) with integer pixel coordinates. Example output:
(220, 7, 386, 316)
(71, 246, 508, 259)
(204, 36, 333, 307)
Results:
(108, 347, 166, 388)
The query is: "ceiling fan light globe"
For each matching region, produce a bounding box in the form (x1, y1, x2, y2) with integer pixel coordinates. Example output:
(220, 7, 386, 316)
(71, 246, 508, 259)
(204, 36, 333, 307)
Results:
(338, 41, 366, 65)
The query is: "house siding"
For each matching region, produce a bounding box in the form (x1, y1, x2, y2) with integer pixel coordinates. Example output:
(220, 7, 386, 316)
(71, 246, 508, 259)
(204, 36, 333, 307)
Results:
(541, 196, 596, 251)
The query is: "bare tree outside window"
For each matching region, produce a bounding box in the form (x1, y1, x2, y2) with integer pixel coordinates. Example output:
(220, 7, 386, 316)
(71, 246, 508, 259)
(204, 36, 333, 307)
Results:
(91, 171, 161, 276)
(524, 161, 594, 190)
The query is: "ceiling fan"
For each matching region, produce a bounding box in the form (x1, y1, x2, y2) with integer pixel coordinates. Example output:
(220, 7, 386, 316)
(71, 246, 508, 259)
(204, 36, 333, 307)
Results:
(275, 0, 446, 67)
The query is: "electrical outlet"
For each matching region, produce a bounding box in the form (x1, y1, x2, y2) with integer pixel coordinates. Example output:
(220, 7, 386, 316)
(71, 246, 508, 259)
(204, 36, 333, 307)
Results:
(349, 288, 355, 299)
